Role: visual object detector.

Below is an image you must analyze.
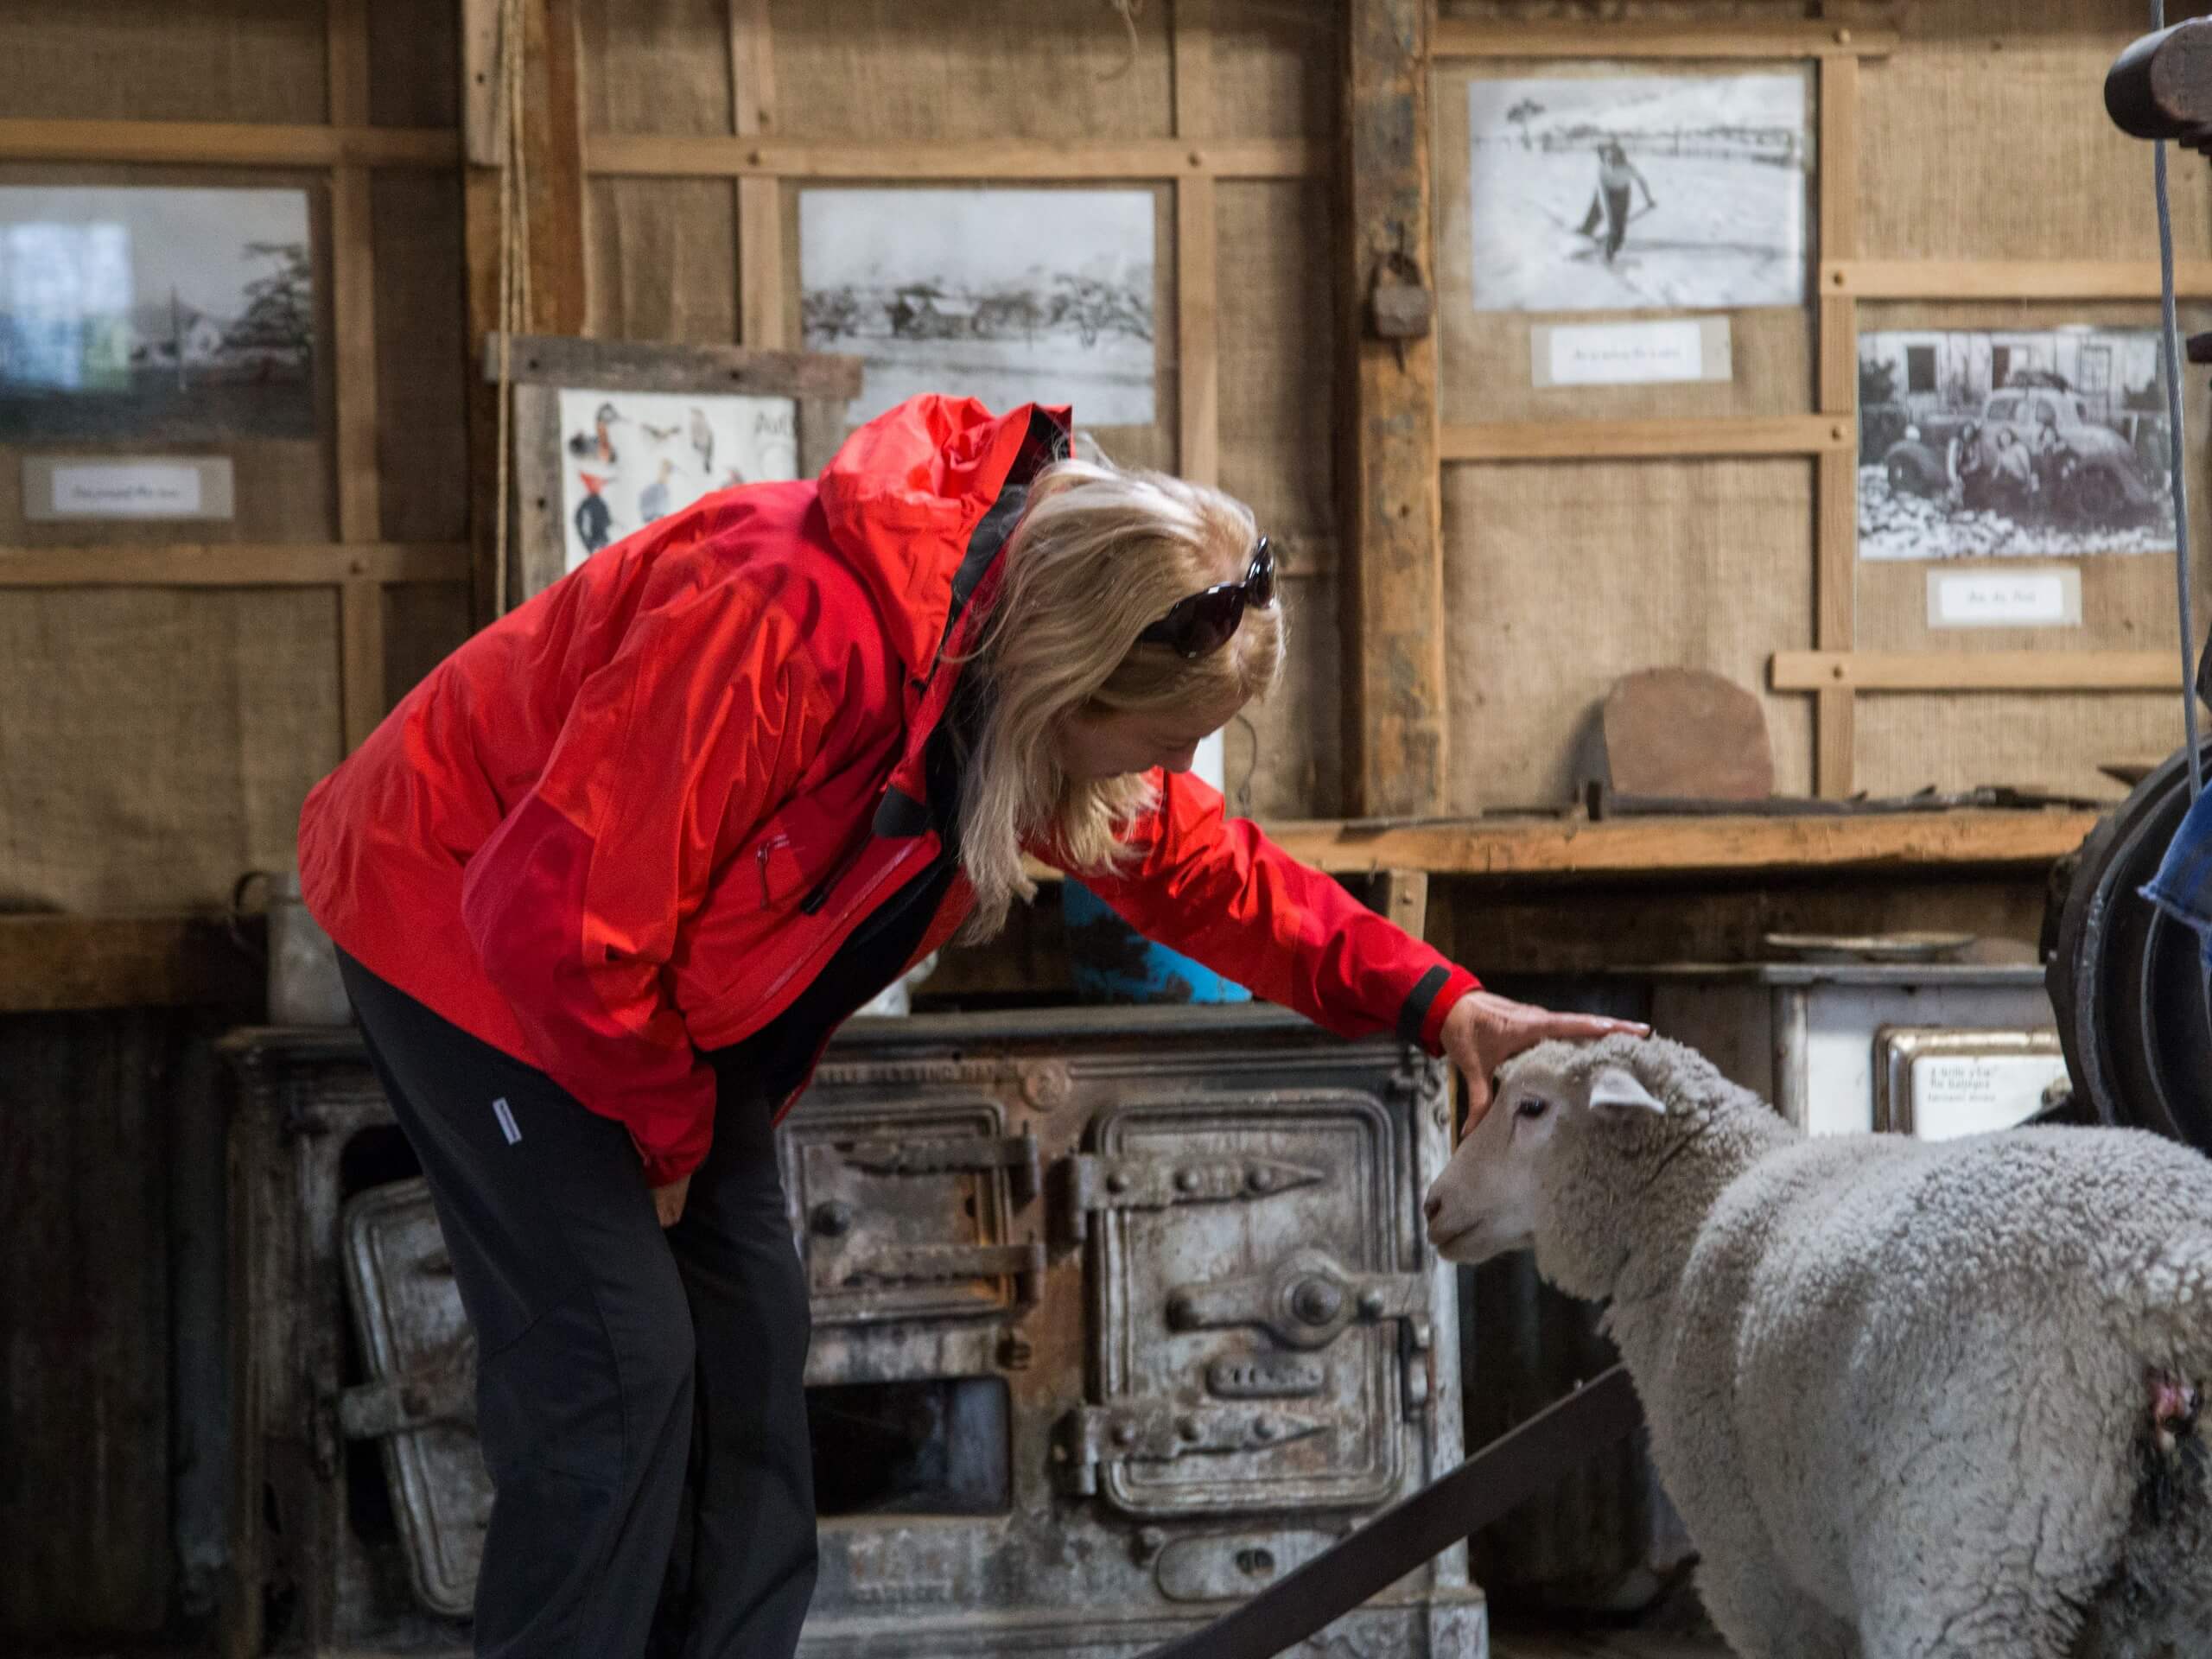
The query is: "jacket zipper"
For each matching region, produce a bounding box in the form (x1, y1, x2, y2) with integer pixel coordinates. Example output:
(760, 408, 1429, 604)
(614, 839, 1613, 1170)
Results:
(760, 838, 929, 1011)
(798, 833, 872, 915)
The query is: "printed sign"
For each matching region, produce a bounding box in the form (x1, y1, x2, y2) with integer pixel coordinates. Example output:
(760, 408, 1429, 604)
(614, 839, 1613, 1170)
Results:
(24, 454, 233, 520)
(1531, 317, 1730, 387)
(1927, 568, 2080, 629)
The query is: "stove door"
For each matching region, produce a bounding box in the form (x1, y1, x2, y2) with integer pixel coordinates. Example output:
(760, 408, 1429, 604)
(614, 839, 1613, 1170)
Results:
(338, 1177, 488, 1618)
(781, 1096, 1041, 1326)
(1061, 1089, 1421, 1519)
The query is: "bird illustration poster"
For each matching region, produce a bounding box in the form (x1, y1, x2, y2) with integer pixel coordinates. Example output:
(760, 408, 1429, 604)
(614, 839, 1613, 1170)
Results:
(556, 387, 799, 574)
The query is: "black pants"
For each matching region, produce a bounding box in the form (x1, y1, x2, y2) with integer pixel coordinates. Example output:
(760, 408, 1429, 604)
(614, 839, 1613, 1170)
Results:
(339, 955, 818, 1658)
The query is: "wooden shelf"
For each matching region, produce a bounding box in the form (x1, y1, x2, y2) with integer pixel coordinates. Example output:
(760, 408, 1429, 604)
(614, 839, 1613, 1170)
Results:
(1032, 809, 2101, 884)
(0, 541, 471, 588)
(583, 134, 1323, 181)
(0, 913, 259, 1014)
(1773, 650, 2178, 693)
(0, 117, 458, 169)
(1443, 415, 1851, 463)
(1433, 17, 1897, 60)
(1822, 259, 2212, 300)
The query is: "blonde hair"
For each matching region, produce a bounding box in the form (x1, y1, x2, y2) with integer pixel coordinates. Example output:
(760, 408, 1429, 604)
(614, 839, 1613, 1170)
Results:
(957, 458, 1282, 937)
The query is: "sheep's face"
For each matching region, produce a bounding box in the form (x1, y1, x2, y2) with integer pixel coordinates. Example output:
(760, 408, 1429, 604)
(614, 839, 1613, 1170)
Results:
(1422, 1057, 1666, 1268)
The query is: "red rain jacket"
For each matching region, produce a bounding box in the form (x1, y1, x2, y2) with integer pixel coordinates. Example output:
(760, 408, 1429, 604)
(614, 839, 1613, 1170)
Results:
(299, 397, 1478, 1185)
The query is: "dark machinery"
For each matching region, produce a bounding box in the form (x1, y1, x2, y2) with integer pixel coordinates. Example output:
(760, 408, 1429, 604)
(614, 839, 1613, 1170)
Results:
(2045, 22, 2212, 1150)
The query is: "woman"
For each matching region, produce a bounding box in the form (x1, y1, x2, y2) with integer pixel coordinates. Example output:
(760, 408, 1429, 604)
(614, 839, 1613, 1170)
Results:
(1577, 138, 1656, 264)
(298, 395, 1642, 1657)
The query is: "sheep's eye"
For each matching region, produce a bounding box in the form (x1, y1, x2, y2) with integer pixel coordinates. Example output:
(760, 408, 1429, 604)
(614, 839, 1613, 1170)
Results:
(1514, 1097, 1553, 1122)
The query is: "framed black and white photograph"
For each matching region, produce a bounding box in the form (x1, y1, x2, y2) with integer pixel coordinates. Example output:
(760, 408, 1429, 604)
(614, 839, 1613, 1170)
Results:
(799, 187, 1156, 427)
(1466, 71, 1809, 313)
(1858, 327, 2175, 560)
(0, 184, 315, 442)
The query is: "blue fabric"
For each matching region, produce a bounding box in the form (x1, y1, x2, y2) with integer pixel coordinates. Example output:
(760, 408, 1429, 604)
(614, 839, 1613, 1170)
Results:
(2142, 779, 2212, 968)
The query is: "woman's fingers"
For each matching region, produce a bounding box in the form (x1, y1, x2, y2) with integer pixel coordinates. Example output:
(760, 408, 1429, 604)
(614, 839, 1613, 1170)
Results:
(1535, 1013, 1651, 1043)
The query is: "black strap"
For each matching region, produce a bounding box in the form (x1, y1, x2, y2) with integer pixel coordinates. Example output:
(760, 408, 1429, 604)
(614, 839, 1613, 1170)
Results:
(1398, 965, 1451, 1045)
(1141, 1365, 1645, 1659)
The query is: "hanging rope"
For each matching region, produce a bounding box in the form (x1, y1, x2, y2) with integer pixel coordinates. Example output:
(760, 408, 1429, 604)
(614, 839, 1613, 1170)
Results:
(491, 0, 531, 619)
(2152, 0, 2205, 798)
(1099, 0, 1146, 81)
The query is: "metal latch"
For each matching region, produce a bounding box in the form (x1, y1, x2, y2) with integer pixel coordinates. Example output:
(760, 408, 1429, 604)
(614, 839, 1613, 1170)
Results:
(1052, 1152, 1325, 1245)
(833, 1239, 1046, 1307)
(832, 1132, 1040, 1205)
(1165, 1249, 1428, 1351)
(1052, 1397, 1333, 1497)
(337, 1338, 477, 1440)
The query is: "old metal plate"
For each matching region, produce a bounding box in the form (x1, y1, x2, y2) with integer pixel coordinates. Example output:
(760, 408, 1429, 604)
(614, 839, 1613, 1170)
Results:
(340, 1178, 491, 1618)
(784, 1099, 1018, 1325)
(1088, 1090, 1408, 1518)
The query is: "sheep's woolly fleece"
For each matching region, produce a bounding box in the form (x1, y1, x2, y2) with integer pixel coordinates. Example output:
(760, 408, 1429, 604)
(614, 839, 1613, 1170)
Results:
(1493, 1033, 2212, 1659)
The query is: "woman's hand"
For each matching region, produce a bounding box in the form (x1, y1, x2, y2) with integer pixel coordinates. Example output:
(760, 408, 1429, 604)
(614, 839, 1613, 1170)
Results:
(1440, 990, 1649, 1130)
(652, 1173, 692, 1229)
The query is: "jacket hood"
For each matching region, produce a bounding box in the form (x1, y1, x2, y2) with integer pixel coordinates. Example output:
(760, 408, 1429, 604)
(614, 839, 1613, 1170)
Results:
(816, 394, 1072, 676)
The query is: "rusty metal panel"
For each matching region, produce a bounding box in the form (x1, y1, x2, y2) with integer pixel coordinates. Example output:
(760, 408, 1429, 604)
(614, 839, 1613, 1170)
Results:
(1076, 1090, 1414, 1518)
(340, 1178, 487, 1618)
(783, 1097, 1031, 1325)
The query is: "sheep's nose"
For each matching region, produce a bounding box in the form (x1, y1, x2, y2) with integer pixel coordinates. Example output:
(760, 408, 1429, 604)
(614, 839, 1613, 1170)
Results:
(1423, 1192, 1443, 1224)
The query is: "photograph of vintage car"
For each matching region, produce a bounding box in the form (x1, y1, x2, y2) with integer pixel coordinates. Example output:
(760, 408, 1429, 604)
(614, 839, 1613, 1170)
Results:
(1857, 327, 2174, 560)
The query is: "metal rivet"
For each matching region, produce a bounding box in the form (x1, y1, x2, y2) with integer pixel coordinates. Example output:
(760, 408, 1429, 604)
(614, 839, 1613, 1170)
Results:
(1247, 1166, 1276, 1192)
(1173, 1167, 1200, 1193)
(1112, 1422, 1137, 1448)
(1292, 1277, 1344, 1326)
(810, 1200, 854, 1237)
(1357, 1289, 1388, 1319)
(1252, 1416, 1278, 1442)
(1106, 1171, 1129, 1195)
(1177, 1415, 1204, 1441)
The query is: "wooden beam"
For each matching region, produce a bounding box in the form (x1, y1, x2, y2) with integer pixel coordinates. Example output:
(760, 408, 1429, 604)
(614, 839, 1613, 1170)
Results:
(583, 133, 1324, 181)
(1772, 650, 2179, 693)
(0, 117, 457, 168)
(1372, 868, 1431, 939)
(1433, 18, 1896, 60)
(328, 0, 382, 550)
(1815, 50, 1862, 800)
(482, 332, 862, 397)
(1442, 415, 1850, 462)
(0, 913, 259, 1013)
(1823, 258, 2212, 300)
(1342, 0, 1447, 818)
(1259, 810, 2101, 880)
(730, 0, 784, 348)
(0, 543, 470, 588)
(1174, 0, 1218, 486)
(339, 582, 385, 751)
(463, 0, 589, 624)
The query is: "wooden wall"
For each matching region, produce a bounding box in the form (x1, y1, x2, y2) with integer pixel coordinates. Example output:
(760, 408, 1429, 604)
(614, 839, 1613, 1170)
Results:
(1434, 0, 2212, 809)
(0, 0, 472, 917)
(573, 0, 1347, 818)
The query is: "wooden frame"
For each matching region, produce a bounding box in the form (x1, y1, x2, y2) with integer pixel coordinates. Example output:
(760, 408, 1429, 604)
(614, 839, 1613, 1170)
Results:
(1425, 0, 2197, 799)
(481, 332, 861, 600)
(0, 0, 472, 770)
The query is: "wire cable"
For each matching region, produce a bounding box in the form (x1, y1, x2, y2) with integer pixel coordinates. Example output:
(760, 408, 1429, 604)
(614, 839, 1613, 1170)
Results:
(2152, 0, 2205, 798)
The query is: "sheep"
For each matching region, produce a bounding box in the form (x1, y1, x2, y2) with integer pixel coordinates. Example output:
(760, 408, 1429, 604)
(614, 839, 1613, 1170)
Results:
(1423, 1033, 2212, 1659)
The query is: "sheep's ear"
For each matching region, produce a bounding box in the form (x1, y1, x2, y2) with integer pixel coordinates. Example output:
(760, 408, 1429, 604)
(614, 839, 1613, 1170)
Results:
(1586, 1065, 1665, 1116)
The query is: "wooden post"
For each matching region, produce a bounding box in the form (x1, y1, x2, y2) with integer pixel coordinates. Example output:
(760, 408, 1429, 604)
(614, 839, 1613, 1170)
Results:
(461, 0, 588, 624)
(1814, 21, 1862, 797)
(1174, 0, 1219, 486)
(730, 0, 784, 349)
(1373, 867, 1431, 940)
(1342, 0, 1448, 818)
(330, 0, 385, 750)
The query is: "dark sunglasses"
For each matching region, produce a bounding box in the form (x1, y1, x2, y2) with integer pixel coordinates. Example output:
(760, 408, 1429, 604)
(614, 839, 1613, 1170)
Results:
(1135, 537, 1277, 660)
